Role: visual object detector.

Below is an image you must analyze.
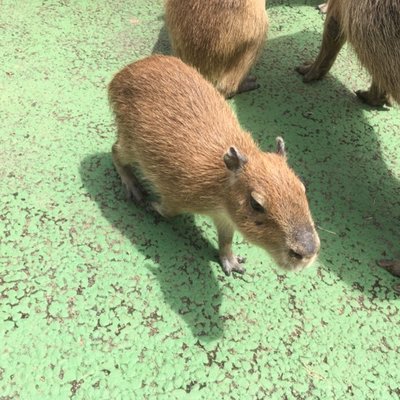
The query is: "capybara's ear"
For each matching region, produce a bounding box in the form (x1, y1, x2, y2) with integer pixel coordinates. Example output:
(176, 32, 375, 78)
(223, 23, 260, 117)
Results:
(223, 147, 248, 172)
(275, 136, 286, 157)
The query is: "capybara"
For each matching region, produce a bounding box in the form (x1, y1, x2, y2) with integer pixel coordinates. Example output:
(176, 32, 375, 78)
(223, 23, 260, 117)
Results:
(165, 0, 268, 98)
(109, 55, 320, 275)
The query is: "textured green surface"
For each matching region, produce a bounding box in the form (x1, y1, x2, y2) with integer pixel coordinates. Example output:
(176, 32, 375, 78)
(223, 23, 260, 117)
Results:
(1, 0, 400, 398)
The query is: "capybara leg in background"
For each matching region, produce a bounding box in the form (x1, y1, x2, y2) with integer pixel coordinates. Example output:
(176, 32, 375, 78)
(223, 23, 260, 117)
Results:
(356, 82, 392, 107)
(236, 76, 260, 96)
(298, 0, 400, 107)
(216, 44, 263, 98)
(296, 13, 345, 82)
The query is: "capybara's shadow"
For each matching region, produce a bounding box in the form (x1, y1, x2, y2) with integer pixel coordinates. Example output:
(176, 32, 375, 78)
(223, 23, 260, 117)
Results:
(233, 30, 400, 299)
(79, 153, 225, 341)
(269, 0, 323, 7)
(152, 19, 171, 55)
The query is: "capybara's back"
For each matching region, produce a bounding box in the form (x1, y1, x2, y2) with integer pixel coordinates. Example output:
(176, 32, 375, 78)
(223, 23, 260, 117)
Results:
(108, 55, 249, 210)
(165, 0, 268, 97)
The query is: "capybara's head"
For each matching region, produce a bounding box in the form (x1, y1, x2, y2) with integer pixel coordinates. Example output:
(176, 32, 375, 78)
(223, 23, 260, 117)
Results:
(223, 137, 320, 271)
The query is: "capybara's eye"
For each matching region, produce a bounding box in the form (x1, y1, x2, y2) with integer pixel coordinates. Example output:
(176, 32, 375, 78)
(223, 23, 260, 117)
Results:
(250, 196, 265, 213)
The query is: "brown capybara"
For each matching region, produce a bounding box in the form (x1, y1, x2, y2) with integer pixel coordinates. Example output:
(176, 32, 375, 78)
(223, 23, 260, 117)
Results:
(108, 55, 320, 275)
(297, 0, 400, 107)
(164, 0, 268, 98)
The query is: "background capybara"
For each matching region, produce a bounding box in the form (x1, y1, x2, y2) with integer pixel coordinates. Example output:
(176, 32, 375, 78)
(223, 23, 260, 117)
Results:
(165, 0, 268, 98)
(297, 0, 400, 107)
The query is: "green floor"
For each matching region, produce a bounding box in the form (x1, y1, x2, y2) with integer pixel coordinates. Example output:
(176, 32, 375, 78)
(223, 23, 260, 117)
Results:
(1, 0, 400, 398)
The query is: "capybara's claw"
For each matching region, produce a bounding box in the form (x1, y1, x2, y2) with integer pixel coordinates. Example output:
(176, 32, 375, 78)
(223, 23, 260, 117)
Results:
(221, 255, 246, 276)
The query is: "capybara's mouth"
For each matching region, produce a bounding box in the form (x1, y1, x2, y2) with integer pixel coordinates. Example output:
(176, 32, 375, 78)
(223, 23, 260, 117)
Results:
(272, 249, 319, 272)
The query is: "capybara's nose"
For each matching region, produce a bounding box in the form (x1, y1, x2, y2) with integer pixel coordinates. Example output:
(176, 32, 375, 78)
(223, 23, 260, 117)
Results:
(289, 227, 320, 260)
(288, 249, 304, 260)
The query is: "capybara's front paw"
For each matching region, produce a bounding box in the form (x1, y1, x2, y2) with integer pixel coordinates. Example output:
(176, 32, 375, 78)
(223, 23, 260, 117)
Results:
(295, 62, 324, 82)
(220, 254, 246, 276)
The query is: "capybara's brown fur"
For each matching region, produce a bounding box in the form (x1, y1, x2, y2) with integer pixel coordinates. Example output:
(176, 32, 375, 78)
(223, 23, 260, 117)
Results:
(297, 0, 400, 106)
(108, 55, 320, 275)
(164, 0, 268, 98)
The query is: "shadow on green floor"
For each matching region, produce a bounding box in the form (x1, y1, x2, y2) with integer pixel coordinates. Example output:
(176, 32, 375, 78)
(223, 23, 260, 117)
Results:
(80, 153, 225, 341)
(152, 21, 171, 55)
(233, 31, 400, 297)
(269, 0, 322, 7)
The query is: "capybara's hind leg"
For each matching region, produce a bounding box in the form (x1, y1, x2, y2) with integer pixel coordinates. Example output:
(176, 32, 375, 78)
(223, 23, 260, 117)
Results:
(216, 73, 240, 99)
(235, 76, 260, 96)
(222, 69, 260, 99)
(112, 143, 145, 202)
(219, 44, 263, 98)
(151, 198, 178, 218)
(356, 82, 392, 107)
(296, 13, 345, 82)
